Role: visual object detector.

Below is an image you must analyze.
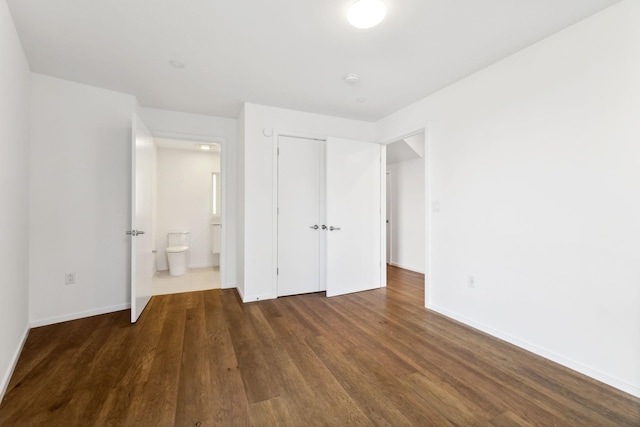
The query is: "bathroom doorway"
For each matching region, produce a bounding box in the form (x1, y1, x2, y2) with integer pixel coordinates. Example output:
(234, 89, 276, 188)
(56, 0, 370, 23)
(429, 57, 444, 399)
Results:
(151, 138, 223, 296)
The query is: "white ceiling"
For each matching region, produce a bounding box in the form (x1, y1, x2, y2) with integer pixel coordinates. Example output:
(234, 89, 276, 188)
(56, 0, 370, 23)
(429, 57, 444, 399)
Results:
(7, 0, 620, 121)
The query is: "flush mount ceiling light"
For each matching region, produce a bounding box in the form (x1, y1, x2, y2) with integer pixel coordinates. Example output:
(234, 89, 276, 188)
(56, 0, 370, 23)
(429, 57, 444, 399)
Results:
(197, 144, 212, 150)
(347, 0, 387, 29)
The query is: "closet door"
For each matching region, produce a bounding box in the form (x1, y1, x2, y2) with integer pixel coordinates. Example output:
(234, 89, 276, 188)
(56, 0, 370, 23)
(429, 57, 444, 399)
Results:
(326, 138, 382, 297)
(277, 136, 323, 296)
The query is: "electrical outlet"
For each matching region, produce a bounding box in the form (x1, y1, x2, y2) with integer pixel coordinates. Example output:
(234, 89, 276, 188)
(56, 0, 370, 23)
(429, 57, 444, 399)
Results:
(467, 275, 475, 288)
(65, 272, 76, 285)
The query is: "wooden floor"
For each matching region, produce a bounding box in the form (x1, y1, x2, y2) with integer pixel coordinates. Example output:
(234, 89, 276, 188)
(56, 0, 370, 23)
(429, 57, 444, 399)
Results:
(1, 266, 639, 426)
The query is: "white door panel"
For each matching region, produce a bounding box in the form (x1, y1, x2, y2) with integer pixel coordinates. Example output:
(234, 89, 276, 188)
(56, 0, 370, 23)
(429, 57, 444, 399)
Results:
(326, 138, 382, 297)
(386, 171, 391, 264)
(130, 114, 154, 322)
(277, 136, 323, 296)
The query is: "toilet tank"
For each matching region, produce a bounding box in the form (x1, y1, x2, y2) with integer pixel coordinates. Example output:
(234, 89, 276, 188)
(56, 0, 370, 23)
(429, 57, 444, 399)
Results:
(167, 232, 190, 248)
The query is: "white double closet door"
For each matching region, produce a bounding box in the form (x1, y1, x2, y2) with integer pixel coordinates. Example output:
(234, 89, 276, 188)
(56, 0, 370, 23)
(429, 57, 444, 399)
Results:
(277, 135, 382, 298)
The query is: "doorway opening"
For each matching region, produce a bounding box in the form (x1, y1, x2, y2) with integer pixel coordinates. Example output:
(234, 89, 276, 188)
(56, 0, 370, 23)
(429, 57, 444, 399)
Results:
(385, 131, 426, 278)
(151, 138, 223, 296)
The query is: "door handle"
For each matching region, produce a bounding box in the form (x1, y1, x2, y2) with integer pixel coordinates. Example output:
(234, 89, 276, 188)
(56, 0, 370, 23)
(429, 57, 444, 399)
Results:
(309, 225, 319, 230)
(329, 226, 341, 231)
(126, 230, 145, 236)
(321, 225, 327, 230)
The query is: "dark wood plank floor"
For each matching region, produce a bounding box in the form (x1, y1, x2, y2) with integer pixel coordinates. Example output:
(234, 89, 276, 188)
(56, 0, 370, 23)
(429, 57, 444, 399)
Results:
(1, 266, 639, 426)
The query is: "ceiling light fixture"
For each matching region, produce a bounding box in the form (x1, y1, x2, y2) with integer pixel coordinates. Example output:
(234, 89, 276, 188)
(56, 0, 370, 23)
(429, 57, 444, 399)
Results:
(347, 0, 387, 29)
(197, 144, 212, 150)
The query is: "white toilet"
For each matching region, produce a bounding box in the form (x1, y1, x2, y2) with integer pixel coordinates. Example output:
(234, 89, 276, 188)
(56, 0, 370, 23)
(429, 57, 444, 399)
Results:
(166, 232, 190, 277)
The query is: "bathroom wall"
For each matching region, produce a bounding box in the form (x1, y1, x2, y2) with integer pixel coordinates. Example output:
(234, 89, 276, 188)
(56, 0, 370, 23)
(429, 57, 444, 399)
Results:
(156, 147, 220, 271)
(376, 0, 640, 397)
(0, 0, 31, 398)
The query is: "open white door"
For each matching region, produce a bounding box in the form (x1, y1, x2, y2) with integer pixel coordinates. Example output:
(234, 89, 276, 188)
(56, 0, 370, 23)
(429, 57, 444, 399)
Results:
(326, 137, 382, 297)
(129, 114, 154, 322)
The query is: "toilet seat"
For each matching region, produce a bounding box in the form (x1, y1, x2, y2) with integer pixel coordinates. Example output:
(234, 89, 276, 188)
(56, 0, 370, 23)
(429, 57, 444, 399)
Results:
(166, 245, 188, 253)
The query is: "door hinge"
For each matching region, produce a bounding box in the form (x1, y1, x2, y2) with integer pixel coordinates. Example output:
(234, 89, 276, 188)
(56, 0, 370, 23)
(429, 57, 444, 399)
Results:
(277, 268, 279, 275)
(277, 147, 280, 155)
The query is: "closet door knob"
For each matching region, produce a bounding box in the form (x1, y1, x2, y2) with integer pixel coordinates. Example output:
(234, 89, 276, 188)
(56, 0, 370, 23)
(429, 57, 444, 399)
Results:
(329, 226, 341, 231)
(309, 225, 319, 230)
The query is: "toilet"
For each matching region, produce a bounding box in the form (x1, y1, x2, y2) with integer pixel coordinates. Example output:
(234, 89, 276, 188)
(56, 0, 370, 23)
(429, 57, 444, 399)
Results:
(166, 232, 190, 276)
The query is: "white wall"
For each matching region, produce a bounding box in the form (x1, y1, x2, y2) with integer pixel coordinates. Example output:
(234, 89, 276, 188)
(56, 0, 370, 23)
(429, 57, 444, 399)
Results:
(0, 0, 31, 398)
(236, 106, 246, 299)
(139, 107, 237, 288)
(387, 157, 425, 273)
(29, 74, 136, 326)
(240, 103, 376, 301)
(151, 141, 158, 271)
(376, 0, 640, 397)
(156, 148, 219, 271)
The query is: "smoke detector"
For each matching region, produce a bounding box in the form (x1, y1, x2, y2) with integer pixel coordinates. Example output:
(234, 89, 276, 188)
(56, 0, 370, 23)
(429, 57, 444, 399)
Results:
(344, 74, 360, 85)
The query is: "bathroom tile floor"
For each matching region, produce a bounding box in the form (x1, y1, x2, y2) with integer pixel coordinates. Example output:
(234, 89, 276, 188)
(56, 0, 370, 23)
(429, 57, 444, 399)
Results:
(152, 266, 220, 296)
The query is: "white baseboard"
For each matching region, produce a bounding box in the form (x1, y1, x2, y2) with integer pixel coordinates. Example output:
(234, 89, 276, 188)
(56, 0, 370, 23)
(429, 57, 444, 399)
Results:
(156, 264, 217, 272)
(389, 262, 425, 274)
(242, 292, 276, 303)
(427, 304, 640, 399)
(222, 282, 237, 290)
(189, 263, 215, 269)
(235, 284, 244, 300)
(30, 303, 131, 328)
(0, 325, 29, 401)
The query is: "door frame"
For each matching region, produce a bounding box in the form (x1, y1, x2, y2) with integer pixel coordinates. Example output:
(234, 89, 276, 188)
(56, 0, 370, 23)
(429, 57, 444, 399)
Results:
(379, 125, 431, 306)
(151, 130, 228, 288)
(271, 130, 327, 299)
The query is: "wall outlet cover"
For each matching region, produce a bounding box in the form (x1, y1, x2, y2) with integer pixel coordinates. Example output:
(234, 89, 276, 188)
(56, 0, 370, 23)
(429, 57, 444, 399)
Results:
(65, 272, 76, 285)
